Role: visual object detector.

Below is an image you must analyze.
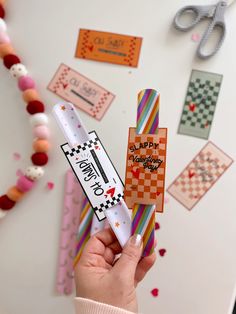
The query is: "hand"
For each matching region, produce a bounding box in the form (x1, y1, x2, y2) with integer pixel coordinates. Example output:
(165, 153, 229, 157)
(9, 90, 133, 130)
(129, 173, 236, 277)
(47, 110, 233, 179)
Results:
(75, 228, 156, 313)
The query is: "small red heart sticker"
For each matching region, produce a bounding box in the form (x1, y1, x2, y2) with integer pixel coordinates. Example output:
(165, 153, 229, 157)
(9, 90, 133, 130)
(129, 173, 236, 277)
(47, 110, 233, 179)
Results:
(188, 169, 195, 179)
(151, 288, 159, 297)
(189, 103, 196, 112)
(131, 168, 140, 179)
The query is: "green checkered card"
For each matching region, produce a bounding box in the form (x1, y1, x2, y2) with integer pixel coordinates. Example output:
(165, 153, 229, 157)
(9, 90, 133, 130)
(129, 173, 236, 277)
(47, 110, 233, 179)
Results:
(178, 70, 223, 139)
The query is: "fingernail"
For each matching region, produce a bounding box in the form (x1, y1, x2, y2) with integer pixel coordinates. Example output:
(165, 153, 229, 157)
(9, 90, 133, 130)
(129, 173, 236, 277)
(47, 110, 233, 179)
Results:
(130, 234, 142, 247)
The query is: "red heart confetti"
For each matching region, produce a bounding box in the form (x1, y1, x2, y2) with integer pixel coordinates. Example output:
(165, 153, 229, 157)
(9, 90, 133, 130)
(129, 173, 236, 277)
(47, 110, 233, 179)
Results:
(47, 182, 55, 190)
(151, 288, 159, 297)
(106, 187, 115, 198)
(131, 168, 140, 179)
(156, 191, 161, 196)
(155, 222, 160, 230)
(188, 169, 195, 179)
(95, 146, 100, 150)
(87, 44, 94, 52)
(62, 83, 68, 89)
(159, 248, 166, 257)
(13, 152, 21, 161)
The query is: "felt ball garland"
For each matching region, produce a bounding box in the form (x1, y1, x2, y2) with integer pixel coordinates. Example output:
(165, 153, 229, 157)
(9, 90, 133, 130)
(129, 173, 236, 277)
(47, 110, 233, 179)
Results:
(0, 3, 51, 216)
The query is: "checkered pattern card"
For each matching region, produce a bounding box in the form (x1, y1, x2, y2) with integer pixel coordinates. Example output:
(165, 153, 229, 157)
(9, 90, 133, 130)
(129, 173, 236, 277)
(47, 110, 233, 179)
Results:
(75, 29, 142, 67)
(61, 131, 124, 221)
(48, 64, 115, 121)
(124, 127, 167, 213)
(167, 142, 233, 210)
(178, 70, 223, 139)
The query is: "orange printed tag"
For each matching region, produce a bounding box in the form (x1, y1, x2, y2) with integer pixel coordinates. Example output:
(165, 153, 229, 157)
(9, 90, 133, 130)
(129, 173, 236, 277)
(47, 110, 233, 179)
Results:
(75, 29, 142, 67)
(124, 128, 168, 212)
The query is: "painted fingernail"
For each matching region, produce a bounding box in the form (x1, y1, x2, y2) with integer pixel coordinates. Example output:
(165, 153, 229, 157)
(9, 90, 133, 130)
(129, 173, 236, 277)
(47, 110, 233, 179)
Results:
(130, 234, 142, 247)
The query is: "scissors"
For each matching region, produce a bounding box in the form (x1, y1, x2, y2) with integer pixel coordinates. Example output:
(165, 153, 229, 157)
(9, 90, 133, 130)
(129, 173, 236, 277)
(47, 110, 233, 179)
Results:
(173, 0, 234, 59)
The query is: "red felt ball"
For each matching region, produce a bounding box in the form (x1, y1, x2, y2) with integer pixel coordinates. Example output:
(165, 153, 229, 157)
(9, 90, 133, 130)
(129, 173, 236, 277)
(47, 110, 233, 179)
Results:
(0, 4, 5, 19)
(0, 194, 16, 210)
(3, 54, 21, 69)
(31, 152, 48, 166)
(26, 101, 45, 114)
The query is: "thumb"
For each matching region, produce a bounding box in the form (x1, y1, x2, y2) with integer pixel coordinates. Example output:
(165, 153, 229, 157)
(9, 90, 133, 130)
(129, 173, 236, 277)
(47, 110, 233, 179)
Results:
(112, 234, 143, 278)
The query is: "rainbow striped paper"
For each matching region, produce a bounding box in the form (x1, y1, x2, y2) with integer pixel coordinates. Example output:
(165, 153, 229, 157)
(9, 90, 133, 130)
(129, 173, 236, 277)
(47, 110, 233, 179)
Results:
(73, 197, 93, 267)
(131, 89, 160, 256)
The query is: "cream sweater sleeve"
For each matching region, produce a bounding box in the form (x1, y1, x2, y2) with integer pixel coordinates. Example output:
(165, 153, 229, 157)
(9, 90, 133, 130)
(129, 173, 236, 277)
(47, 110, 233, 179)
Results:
(74, 297, 135, 314)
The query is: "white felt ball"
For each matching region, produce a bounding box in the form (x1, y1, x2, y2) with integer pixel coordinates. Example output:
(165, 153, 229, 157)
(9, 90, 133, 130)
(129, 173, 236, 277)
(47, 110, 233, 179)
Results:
(9, 63, 28, 79)
(0, 18, 7, 32)
(30, 113, 49, 127)
(25, 166, 45, 181)
(0, 209, 7, 219)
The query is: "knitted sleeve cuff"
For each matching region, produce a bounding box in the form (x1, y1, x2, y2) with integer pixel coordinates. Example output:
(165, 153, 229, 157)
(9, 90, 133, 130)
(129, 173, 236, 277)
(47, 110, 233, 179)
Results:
(74, 297, 135, 314)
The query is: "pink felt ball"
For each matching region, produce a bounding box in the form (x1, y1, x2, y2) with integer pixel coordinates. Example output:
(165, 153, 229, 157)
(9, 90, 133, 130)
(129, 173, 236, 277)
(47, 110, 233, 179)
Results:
(18, 75, 36, 91)
(16, 175, 35, 192)
(33, 125, 50, 139)
(0, 31, 10, 44)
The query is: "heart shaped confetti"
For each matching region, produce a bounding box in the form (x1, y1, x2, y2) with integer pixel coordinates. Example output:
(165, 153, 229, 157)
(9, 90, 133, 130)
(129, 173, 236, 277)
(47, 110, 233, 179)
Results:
(16, 169, 23, 177)
(47, 182, 55, 190)
(188, 169, 195, 179)
(159, 248, 166, 257)
(189, 103, 196, 112)
(155, 222, 160, 230)
(151, 288, 159, 297)
(191, 33, 200, 42)
(13, 152, 21, 161)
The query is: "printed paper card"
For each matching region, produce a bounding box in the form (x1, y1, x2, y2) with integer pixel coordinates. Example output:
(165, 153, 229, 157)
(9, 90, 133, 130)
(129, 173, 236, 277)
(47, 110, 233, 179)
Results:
(178, 70, 223, 139)
(75, 29, 142, 67)
(124, 127, 168, 213)
(48, 63, 115, 120)
(61, 131, 124, 221)
(167, 142, 233, 210)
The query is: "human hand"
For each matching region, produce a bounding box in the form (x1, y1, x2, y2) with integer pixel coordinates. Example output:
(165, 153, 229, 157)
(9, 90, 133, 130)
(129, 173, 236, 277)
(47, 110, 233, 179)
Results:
(75, 228, 156, 313)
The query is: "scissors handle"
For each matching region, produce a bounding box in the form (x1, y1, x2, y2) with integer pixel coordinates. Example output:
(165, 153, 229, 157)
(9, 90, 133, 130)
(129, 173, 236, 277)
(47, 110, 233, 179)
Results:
(197, 1, 227, 58)
(174, 5, 214, 31)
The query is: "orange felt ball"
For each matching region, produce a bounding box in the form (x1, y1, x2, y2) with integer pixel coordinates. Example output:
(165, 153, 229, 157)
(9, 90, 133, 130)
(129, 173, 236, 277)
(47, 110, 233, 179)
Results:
(22, 89, 41, 103)
(7, 186, 24, 202)
(0, 43, 15, 58)
(33, 139, 50, 152)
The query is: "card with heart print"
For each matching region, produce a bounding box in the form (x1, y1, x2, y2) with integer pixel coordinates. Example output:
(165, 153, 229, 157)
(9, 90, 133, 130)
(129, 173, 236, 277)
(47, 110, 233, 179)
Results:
(75, 29, 142, 67)
(124, 127, 168, 213)
(48, 63, 115, 120)
(167, 142, 233, 210)
(178, 70, 223, 139)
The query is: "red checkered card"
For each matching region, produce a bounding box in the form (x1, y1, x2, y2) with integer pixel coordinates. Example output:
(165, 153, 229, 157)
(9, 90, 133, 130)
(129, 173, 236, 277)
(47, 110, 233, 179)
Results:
(167, 142, 233, 210)
(48, 63, 115, 120)
(124, 127, 167, 213)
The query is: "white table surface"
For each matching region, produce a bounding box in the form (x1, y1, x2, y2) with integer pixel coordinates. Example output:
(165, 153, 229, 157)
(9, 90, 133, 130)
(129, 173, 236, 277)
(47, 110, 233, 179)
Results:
(0, 1, 236, 313)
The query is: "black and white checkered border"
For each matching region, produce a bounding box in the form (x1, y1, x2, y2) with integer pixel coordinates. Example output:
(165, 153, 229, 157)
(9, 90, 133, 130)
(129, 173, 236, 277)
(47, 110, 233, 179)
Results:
(64, 137, 99, 157)
(93, 193, 124, 216)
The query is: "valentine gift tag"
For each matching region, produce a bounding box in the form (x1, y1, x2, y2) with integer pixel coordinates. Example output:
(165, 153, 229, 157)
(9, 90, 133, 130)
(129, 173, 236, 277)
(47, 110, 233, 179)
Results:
(48, 63, 115, 120)
(168, 142, 233, 210)
(178, 70, 223, 139)
(61, 131, 124, 221)
(75, 29, 142, 67)
(124, 128, 167, 212)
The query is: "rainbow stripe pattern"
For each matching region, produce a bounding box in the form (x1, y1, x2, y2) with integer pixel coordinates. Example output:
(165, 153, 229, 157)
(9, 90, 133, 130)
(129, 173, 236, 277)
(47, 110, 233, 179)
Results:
(137, 89, 160, 134)
(73, 197, 93, 267)
(131, 204, 155, 256)
(131, 89, 159, 256)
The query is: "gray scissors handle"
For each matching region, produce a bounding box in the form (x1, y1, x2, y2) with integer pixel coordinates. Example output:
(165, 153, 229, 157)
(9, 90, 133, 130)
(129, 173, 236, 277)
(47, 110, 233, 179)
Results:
(174, 1, 227, 59)
(197, 2, 227, 59)
(174, 5, 215, 31)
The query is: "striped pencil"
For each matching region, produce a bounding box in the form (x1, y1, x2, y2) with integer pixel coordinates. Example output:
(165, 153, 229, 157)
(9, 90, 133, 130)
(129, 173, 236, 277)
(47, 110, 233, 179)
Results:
(131, 89, 160, 256)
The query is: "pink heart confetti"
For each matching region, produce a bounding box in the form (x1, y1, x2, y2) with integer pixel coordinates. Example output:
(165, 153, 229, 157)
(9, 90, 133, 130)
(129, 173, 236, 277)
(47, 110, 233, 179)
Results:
(47, 182, 55, 190)
(151, 288, 159, 297)
(159, 248, 166, 257)
(155, 222, 160, 230)
(13, 152, 21, 161)
(191, 33, 200, 42)
(16, 169, 23, 177)
(164, 197, 169, 204)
